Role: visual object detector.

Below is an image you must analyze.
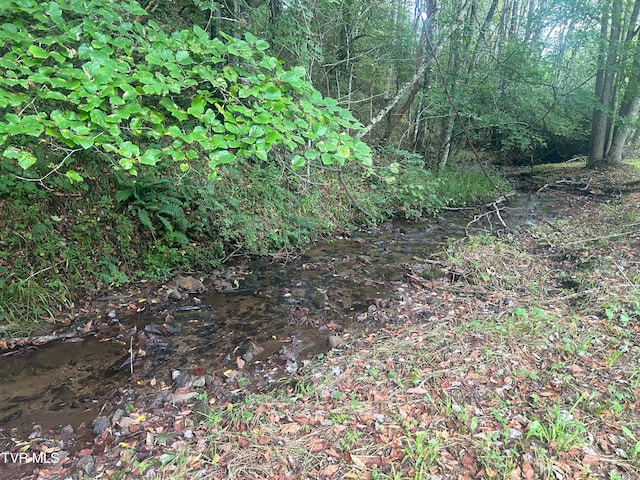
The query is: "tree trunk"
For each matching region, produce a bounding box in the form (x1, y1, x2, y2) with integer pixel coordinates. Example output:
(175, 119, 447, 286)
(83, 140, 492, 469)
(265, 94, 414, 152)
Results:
(607, 32, 640, 163)
(357, 62, 430, 139)
(438, 109, 456, 171)
(607, 95, 640, 163)
(378, 8, 430, 144)
(587, 0, 623, 168)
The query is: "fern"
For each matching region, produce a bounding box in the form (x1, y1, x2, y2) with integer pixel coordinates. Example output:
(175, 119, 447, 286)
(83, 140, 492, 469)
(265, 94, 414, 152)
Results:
(136, 208, 155, 234)
(158, 216, 174, 234)
(116, 174, 191, 238)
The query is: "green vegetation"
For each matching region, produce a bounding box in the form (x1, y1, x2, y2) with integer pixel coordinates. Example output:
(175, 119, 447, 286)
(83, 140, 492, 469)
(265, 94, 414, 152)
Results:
(0, 0, 371, 179)
(104, 162, 638, 479)
(0, 147, 508, 336)
(0, 0, 513, 336)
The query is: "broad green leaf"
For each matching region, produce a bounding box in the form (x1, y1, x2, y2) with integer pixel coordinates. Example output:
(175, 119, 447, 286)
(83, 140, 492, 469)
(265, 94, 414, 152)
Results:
(317, 139, 337, 152)
(208, 149, 235, 166)
(291, 154, 305, 169)
(119, 157, 134, 170)
(139, 148, 161, 165)
(321, 153, 334, 165)
(337, 145, 350, 159)
(28, 45, 49, 59)
(90, 109, 108, 126)
(187, 95, 205, 117)
(3, 147, 37, 170)
(65, 169, 83, 183)
(259, 56, 277, 69)
(160, 97, 189, 121)
(304, 150, 320, 160)
(264, 85, 281, 100)
(119, 141, 139, 158)
(175, 50, 192, 64)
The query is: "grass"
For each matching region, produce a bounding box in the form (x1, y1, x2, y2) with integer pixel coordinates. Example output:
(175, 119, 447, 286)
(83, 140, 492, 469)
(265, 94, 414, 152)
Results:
(104, 161, 640, 480)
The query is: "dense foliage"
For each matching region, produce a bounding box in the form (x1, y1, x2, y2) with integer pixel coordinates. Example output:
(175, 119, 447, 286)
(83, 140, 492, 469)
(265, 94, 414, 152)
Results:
(3, 0, 639, 333)
(0, 0, 371, 183)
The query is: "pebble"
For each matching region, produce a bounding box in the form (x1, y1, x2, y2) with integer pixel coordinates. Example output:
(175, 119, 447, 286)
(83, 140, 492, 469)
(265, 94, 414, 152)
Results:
(327, 335, 343, 349)
(174, 275, 206, 293)
(91, 416, 110, 436)
(77, 454, 94, 475)
(311, 291, 328, 309)
(172, 391, 198, 403)
(168, 289, 182, 302)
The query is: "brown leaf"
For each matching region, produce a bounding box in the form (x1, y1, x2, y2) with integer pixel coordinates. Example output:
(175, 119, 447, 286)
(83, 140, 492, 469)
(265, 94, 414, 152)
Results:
(325, 448, 341, 458)
(461, 454, 475, 466)
(279, 423, 301, 435)
(567, 364, 584, 374)
(254, 404, 269, 415)
(308, 440, 326, 453)
(508, 467, 521, 479)
(237, 436, 249, 448)
(406, 387, 428, 394)
(320, 464, 339, 476)
(582, 455, 600, 467)
(522, 462, 535, 480)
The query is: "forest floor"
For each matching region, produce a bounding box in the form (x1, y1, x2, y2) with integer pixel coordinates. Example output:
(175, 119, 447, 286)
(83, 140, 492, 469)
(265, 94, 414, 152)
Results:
(7, 161, 640, 480)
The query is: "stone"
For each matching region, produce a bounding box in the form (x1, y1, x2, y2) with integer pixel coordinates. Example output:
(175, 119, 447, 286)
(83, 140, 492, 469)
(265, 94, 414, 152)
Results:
(91, 416, 110, 436)
(172, 391, 198, 404)
(311, 290, 328, 309)
(111, 409, 125, 424)
(167, 289, 182, 302)
(174, 275, 206, 293)
(77, 454, 94, 475)
(327, 335, 343, 349)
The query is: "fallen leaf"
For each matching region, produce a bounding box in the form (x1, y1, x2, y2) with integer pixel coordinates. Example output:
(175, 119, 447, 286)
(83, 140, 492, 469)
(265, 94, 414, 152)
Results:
(279, 423, 301, 435)
(320, 464, 339, 476)
(582, 455, 600, 467)
(406, 387, 428, 394)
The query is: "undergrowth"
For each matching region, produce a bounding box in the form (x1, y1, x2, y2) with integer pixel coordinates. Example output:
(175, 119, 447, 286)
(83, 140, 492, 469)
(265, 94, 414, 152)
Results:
(126, 161, 640, 480)
(0, 150, 509, 337)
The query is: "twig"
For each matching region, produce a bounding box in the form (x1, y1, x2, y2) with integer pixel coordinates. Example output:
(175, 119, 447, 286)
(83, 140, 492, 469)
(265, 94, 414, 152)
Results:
(338, 169, 372, 219)
(129, 326, 136, 377)
(560, 224, 640, 247)
(613, 261, 636, 287)
(465, 196, 509, 233)
(492, 201, 507, 228)
(11, 147, 81, 190)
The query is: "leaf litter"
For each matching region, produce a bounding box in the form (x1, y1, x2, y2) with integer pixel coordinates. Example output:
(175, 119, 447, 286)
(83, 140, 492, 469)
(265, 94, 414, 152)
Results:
(11, 164, 640, 479)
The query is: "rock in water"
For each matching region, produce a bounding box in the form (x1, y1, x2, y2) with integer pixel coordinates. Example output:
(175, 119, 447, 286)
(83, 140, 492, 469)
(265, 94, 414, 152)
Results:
(311, 290, 328, 309)
(174, 275, 206, 293)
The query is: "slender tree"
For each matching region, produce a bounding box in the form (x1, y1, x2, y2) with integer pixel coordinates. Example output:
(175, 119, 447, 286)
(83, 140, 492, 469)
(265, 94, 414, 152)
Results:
(588, 0, 640, 168)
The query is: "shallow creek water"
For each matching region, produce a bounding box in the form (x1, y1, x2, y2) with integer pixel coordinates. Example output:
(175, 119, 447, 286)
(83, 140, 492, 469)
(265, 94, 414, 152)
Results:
(0, 191, 561, 445)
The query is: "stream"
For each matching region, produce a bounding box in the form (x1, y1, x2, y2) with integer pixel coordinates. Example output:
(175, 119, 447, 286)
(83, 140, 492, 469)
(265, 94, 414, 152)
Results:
(0, 190, 562, 452)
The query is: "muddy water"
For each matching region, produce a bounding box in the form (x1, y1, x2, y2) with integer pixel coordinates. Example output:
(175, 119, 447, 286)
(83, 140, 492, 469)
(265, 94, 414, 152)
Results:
(0, 192, 559, 443)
